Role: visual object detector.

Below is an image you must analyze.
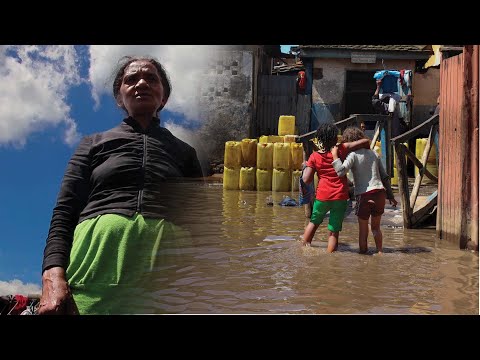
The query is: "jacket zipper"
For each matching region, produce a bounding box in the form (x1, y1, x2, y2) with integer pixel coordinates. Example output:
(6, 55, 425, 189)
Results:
(137, 133, 147, 213)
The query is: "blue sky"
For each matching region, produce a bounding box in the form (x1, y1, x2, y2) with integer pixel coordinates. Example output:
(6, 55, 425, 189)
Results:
(281, 45, 295, 54)
(0, 45, 223, 295)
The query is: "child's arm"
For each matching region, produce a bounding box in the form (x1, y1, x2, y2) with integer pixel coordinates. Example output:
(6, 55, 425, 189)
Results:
(331, 145, 355, 177)
(302, 166, 315, 184)
(377, 156, 398, 207)
(342, 138, 370, 152)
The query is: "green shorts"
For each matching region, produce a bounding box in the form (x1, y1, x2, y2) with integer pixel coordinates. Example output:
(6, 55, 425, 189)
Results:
(311, 199, 348, 232)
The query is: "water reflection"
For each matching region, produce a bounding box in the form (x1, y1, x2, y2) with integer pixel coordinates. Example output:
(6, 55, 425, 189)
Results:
(145, 184, 478, 314)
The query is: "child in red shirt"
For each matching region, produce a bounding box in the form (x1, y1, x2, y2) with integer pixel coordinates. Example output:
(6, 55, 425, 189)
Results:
(302, 123, 370, 252)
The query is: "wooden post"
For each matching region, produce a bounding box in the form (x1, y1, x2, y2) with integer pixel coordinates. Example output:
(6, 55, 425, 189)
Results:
(460, 47, 471, 248)
(396, 143, 412, 228)
(380, 115, 392, 176)
(465, 45, 479, 250)
(471, 45, 479, 250)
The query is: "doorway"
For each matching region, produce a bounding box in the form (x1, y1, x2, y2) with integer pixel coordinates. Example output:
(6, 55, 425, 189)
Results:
(344, 70, 377, 129)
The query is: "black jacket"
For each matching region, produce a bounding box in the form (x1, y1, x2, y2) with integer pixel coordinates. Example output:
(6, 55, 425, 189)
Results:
(42, 117, 204, 273)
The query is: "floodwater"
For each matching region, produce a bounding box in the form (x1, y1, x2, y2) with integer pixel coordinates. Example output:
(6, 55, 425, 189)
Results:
(148, 182, 478, 314)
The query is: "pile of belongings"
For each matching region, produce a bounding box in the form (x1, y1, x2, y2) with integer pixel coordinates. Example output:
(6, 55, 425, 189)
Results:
(0, 294, 40, 315)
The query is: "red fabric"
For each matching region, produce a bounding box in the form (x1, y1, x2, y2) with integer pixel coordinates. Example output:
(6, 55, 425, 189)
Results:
(297, 71, 306, 90)
(306, 143, 349, 201)
(399, 69, 405, 86)
(14, 295, 28, 311)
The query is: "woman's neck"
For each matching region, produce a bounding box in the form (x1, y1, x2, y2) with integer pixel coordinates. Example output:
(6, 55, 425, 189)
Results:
(130, 114, 155, 130)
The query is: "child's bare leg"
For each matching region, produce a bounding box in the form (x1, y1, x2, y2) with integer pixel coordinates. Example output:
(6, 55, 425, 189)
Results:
(358, 217, 369, 254)
(326, 231, 339, 253)
(302, 222, 319, 246)
(370, 215, 383, 253)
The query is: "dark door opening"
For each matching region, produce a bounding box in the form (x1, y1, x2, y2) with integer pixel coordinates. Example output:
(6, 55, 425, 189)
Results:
(344, 70, 377, 129)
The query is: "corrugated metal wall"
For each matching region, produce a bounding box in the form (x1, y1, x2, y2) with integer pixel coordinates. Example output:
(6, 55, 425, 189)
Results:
(255, 75, 311, 137)
(437, 52, 467, 246)
(437, 47, 479, 250)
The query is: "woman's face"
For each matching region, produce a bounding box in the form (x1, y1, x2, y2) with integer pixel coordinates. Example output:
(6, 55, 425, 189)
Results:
(117, 60, 166, 117)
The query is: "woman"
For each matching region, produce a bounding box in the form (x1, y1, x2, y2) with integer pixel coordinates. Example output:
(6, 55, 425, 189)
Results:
(38, 56, 203, 315)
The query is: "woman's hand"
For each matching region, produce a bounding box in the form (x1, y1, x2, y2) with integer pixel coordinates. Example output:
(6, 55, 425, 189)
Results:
(331, 144, 339, 160)
(37, 267, 79, 315)
(389, 198, 398, 208)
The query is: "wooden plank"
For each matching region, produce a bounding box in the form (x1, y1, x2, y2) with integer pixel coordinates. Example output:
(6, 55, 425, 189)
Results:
(391, 114, 439, 144)
(460, 48, 471, 248)
(410, 125, 437, 207)
(370, 121, 381, 149)
(297, 129, 316, 140)
(411, 191, 438, 228)
(403, 146, 438, 182)
(470, 45, 479, 249)
(333, 115, 357, 130)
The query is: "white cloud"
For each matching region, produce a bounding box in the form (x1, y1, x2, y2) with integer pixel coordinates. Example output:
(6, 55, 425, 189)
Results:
(0, 45, 220, 147)
(88, 45, 215, 121)
(164, 120, 198, 148)
(0, 279, 41, 296)
(0, 45, 81, 147)
(163, 119, 208, 160)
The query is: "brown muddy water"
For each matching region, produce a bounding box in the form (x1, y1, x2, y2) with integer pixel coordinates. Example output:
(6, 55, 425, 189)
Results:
(149, 182, 478, 314)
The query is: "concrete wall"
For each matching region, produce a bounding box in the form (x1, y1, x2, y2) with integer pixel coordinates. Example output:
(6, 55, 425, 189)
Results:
(311, 58, 345, 125)
(412, 67, 440, 129)
(197, 50, 253, 163)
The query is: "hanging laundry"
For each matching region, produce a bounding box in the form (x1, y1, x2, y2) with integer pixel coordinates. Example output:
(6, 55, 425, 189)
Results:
(373, 70, 401, 80)
(297, 70, 306, 91)
(0, 294, 40, 315)
(374, 70, 400, 94)
(400, 70, 412, 95)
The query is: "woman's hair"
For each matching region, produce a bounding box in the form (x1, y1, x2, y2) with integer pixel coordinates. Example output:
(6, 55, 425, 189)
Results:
(112, 55, 172, 114)
(342, 126, 365, 143)
(316, 123, 339, 150)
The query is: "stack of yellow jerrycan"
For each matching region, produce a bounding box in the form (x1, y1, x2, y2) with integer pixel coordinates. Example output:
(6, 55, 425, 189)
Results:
(239, 139, 257, 190)
(290, 142, 303, 192)
(273, 141, 290, 191)
(414, 138, 437, 184)
(289, 124, 304, 193)
(223, 115, 303, 191)
(257, 137, 277, 191)
(272, 115, 301, 192)
(223, 141, 242, 190)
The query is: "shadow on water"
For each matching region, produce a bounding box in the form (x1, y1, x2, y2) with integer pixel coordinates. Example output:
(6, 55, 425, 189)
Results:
(144, 184, 478, 315)
(324, 242, 433, 255)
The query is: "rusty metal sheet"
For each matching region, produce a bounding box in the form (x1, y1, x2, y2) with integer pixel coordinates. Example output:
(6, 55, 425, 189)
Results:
(438, 52, 464, 244)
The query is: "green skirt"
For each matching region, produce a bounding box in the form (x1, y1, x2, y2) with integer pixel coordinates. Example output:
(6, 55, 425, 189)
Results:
(66, 213, 186, 314)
